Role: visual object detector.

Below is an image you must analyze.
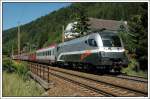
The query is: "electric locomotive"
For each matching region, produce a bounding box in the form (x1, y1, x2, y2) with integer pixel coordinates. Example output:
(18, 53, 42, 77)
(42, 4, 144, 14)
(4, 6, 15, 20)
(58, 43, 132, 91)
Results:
(12, 30, 128, 72)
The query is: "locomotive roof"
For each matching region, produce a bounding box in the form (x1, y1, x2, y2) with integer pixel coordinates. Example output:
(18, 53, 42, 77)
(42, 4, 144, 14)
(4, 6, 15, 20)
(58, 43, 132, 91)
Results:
(58, 31, 118, 47)
(58, 33, 96, 46)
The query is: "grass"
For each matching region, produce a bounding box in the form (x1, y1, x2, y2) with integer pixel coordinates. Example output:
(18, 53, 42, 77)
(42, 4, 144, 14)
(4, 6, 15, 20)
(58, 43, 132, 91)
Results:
(2, 57, 45, 96)
(121, 58, 148, 78)
(2, 71, 45, 96)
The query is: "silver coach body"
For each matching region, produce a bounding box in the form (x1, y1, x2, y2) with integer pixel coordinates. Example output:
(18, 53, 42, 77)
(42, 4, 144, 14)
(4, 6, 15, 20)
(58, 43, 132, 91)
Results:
(36, 46, 56, 62)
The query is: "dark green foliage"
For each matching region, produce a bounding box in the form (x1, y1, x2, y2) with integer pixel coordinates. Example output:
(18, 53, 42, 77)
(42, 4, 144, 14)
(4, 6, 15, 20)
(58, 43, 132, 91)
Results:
(118, 3, 148, 71)
(2, 57, 14, 73)
(127, 3, 148, 70)
(72, 5, 90, 36)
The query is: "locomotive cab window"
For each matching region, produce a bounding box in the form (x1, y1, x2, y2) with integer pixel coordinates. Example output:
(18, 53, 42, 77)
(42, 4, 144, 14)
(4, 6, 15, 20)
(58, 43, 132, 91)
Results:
(102, 36, 121, 47)
(88, 39, 97, 47)
(103, 39, 112, 47)
(100, 32, 122, 47)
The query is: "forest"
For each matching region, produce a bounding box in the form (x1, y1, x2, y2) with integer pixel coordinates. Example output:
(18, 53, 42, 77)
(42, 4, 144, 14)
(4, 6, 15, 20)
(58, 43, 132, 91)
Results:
(3, 2, 148, 73)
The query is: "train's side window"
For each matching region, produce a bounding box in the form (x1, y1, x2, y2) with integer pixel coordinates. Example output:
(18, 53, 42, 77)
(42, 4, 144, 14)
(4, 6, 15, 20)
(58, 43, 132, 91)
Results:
(88, 39, 97, 47)
(53, 50, 54, 55)
(85, 40, 88, 44)
(57, 47, 60, 52)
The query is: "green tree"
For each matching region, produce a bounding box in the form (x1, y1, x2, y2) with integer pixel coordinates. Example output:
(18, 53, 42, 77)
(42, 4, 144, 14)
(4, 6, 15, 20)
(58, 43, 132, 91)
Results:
(72, 6, 90, 36)
(128, 13, 148, 70)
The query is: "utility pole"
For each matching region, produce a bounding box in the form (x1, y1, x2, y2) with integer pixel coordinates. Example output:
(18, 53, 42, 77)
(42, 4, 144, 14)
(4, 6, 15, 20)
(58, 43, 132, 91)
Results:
(18, 22, 20, 55)
(62, 25, 64, 43)
(11, 44, 14, 58)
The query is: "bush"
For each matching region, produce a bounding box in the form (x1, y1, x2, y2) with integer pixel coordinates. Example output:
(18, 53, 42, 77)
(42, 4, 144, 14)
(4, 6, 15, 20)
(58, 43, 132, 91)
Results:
(2, 57, 14, 73)
(121, 58, 148, 78)
(11, 61, 29, 80)
(3, 57, 29, 80)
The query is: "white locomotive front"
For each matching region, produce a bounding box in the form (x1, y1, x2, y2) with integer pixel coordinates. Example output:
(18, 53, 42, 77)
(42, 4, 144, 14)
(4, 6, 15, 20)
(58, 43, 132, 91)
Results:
(97, 31, 128, 71)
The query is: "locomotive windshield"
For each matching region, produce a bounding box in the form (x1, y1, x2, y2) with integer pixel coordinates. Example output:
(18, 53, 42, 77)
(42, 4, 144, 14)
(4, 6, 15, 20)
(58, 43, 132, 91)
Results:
(99, 32, 122, 47)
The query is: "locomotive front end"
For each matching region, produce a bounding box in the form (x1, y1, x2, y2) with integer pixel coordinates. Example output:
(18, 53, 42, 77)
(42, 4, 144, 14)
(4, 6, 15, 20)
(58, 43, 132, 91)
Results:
(98, 31, 128, 71)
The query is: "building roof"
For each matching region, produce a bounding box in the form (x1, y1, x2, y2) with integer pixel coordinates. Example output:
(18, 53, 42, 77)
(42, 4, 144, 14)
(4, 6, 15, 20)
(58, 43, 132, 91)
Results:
(88, 18, 127, 31)
(64, 18, 128, 39)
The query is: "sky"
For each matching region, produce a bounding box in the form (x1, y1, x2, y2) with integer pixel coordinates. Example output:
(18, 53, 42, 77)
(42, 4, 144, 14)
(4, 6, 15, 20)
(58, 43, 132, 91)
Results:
(3, 2, 71, 30)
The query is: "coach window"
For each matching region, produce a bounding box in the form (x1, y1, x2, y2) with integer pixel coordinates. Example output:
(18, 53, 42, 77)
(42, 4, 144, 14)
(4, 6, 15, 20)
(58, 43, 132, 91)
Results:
(53, 50, 54, 55)
(51, 50, 53, 55)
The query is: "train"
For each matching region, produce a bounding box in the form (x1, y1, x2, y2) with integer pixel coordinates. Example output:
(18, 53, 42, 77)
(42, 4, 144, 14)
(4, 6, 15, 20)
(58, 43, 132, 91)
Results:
(12, 30, 129, 72)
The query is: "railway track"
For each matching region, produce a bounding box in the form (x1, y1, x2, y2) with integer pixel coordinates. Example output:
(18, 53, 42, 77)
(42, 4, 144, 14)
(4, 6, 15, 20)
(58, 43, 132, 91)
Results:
(115, 74, 148, 83)
(28, 62, 148, 97)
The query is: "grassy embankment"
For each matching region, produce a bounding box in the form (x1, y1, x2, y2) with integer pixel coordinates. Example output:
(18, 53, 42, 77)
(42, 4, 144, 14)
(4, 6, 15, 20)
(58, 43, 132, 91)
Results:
(121, 57, 148, 78)
(2, 57, 45, 96)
